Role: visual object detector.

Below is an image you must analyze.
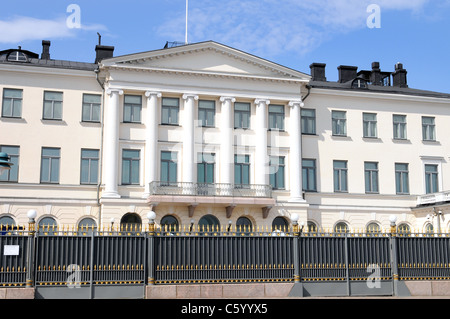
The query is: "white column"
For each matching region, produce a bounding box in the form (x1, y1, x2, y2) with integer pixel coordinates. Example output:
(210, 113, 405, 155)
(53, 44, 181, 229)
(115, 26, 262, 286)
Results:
(182, 94, 198, 186)
(143, 91, 162, 197)
(220, 96, 235, 188)
(289, 100, 305, 202)
(255, 99, 270, 186)
(103, 88, 123, 198)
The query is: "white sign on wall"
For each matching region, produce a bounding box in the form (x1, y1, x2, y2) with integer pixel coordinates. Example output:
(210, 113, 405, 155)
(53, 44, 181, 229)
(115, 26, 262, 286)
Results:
(3, 245, 19, 256)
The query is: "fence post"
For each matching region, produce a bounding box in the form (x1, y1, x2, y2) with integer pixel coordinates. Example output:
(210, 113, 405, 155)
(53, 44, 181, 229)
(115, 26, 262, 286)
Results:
(289, 214, 303, 297)
(389, 215, 399, 296)
(147, 211, 156, 286)
(25, 209, 37, 288)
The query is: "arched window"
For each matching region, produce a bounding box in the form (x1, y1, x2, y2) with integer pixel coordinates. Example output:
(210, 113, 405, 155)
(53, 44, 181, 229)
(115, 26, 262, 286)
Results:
(161, 215, 179, 232)
(334, 222, 349, 234)
(78, 217, 97, 231)
(424, 223, 434, 236)
(0, 216, 15, 227)
(7, 51, 28, 62)
(38, 216, 57, 234)
(306, 221, 318, 233)
(366, 222, 381, 234)
(120, 213, 142, 230)
(397, 223, 411, 235)
(198, 214, 220, 230)
(236, 216, 252, 232)
(272, 216, 288, 231)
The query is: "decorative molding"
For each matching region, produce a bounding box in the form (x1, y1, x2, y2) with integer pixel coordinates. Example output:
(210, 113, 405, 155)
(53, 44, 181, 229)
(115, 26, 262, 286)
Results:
(182, 93, 199, 100)
(254, 98, 270, 106)
(106, 88, 123, 95)
(288, 100, 304, 108)
(145, 91, 162, 98)
(220, 96, 236, 103)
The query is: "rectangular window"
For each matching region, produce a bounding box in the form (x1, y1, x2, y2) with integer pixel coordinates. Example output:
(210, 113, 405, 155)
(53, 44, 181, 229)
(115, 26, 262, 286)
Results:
(333, 160, 348, 192)
(363, 113, 377, 138)
(2, 88, 22, 118)
(0, 145, 19, 182)
(425, 164, 438, 194)
(198, 100, 215, 127)
(268, 104, 284, 130)
(269, 156, 285, 190)
(80, 149, 99, 185)
(365, 162, 379, 193)
(422, 116, 436, 141)
(82, 94, 101, 122)
(234, 154, 250, 187)
(43, 91, 63, 120)
(161, 97, 179, 125)
(395, 163, 409, 194)
(122, 149, 140, 185)
(302, 159, 316, 191)
(301, 108, 316, 135)
(234, 102, 250, 129)
(332, 111, 346, 136)
(123, 95, 142, 123)
(197, 153, 215, 184)
(393, 114, 407, 139)
(40, 147, 60, 183)
(161, 151, 177, 184)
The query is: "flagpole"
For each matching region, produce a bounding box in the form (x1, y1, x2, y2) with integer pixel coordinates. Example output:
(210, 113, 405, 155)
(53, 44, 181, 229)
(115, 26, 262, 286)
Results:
(185, 0, 188, 44)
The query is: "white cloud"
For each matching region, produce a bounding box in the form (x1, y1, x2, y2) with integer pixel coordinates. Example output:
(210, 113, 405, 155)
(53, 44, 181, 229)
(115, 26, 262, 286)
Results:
(0, 16, 107, 44)
(156, 0, 432, 58)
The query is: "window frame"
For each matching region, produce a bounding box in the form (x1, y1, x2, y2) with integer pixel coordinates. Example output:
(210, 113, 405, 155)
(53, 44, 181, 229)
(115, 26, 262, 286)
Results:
(2, 88, 23, 118)
(393, 114, 407, 140)
(234, 154, 250, 187)
(425, 164, 439, 194)
(364, 161, 379, 194)
(234, 102, 251, 129)
(40, 147, 60, 184)
(123, 95, 142, 123)
(197, 153, 215, 184)
(82, 94, 101, 123)
(121, 149, 140, 185)
(269, 156, 285, 190)
(302, 158, 316, 192)
(363, 112, 377, 138)
(198, 100, 215, 127)
(422, 116, 436, 141)
(268, 104, 285, 131)
(332, 110, 347, 137)
(42, 91, 63, 121)
(301, 108, 316, 135)
(0, 145, 19, 182)
(395, 163, 409, 195)
(161, 97, 179, 125)
(160, 151, 177, 184)
(333, 160, 348, 193)
(80, 149, 99, 185)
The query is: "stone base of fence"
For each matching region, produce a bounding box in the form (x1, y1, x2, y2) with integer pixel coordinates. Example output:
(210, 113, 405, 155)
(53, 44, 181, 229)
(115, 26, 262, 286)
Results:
(404, 280, 450, 297)
(0, 288, 35, 299)
(146, 283, 298, 299)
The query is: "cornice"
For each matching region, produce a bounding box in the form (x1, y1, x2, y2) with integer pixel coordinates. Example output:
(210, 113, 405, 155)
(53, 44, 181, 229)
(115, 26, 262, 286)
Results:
(103, 64, 307, 85)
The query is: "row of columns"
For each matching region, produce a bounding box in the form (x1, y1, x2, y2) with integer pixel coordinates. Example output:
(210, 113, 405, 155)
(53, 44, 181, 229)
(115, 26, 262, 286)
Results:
(102, 89, 305, 202)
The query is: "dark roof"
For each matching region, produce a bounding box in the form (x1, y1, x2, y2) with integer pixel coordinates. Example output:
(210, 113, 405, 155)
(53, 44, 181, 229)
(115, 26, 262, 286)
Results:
(0, 52, 97, 72)
(309, 79, 450, 99)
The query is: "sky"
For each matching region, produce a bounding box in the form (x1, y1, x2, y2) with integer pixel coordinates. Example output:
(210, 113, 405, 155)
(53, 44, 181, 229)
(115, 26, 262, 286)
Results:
(0, 0, 449, 93)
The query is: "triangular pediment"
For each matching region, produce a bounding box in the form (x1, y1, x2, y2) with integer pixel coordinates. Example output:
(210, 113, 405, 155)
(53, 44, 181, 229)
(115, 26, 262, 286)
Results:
(101, 41, 309, 81)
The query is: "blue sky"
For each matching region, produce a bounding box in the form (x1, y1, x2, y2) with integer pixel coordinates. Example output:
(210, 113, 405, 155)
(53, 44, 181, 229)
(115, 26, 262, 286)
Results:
(1, 0, 449, 93)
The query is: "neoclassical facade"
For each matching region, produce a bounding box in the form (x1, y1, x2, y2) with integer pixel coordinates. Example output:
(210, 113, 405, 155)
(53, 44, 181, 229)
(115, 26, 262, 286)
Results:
(1, 40, 449, 232)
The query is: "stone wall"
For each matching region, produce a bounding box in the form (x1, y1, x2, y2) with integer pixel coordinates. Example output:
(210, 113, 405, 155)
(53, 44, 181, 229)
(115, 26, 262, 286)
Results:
(0, 288, 34, 299)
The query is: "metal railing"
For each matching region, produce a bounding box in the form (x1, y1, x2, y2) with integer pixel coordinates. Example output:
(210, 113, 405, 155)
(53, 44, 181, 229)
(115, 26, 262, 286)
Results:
(149, 181, 273, 198)
(3, 223, 450, 296)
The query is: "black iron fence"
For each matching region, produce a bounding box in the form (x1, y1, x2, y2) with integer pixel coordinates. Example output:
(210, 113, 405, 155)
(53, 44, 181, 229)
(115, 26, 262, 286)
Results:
(1, 223, 450, 293)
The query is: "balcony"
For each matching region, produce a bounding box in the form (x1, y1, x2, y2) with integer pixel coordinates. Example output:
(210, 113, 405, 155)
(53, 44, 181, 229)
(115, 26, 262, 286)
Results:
(147, 182, 275, 217)
(416, 191, 450, 206)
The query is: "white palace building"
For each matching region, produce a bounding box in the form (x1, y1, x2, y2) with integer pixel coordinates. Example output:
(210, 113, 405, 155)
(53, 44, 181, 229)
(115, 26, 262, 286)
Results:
(1, 40, 450, 233)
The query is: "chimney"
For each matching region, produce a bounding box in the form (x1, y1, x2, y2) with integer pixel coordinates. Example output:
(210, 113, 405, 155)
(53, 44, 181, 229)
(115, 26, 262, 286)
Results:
(95, 45, 114, 63)
(41, 40, 51, 60)
(310, 63, 327, 81)
(392, 63, 408, 88)
(337, 65, 358, 83)
(370, 62, 382, 86)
